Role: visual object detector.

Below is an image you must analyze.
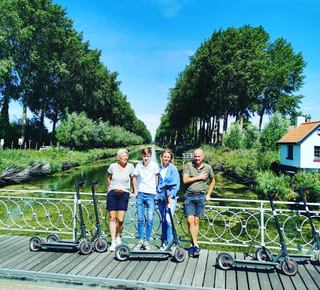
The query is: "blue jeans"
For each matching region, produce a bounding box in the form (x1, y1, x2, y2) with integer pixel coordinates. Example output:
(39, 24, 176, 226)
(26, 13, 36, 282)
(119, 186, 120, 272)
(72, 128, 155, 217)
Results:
(158, 198, 177, 244)
(137, 192, 155, 242)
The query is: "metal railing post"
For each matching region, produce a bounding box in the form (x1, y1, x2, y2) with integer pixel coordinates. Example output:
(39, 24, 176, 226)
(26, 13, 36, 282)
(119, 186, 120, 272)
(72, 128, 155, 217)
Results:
(260, 201, 265, 246)
(73, 192, 77, 240)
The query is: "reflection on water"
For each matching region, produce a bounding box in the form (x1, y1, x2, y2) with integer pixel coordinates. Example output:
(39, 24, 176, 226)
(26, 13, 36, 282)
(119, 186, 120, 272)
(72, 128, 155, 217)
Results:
(1, 147, 184, 195)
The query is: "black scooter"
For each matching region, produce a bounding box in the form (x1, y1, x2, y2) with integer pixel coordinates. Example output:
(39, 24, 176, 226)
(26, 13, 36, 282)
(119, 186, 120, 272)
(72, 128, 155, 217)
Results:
(216, 189, 299, 276)
(29, 181, 93, 255)
(254, 187, 319, 263)
(114, 184, 185, 262)
(89, 180, 108, 252)
(297, 187, 320, 263)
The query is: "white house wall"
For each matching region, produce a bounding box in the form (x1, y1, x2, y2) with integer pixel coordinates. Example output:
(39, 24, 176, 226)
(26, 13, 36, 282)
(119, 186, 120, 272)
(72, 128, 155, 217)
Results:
(280, 144, 300, 167)
(300, 132, 320, 169)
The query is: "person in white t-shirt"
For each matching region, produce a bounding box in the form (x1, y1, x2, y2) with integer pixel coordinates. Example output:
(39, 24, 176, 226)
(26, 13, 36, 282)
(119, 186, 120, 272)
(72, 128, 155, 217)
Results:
(132, 147, 159, 250)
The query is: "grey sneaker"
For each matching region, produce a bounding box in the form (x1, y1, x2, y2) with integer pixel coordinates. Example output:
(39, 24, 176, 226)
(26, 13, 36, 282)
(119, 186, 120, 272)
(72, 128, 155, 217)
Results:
(143, 241, 151, 250)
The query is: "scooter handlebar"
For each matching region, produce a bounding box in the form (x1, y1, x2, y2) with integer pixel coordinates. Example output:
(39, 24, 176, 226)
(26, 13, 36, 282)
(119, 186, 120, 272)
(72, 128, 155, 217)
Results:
(76, 181, 86, 187)
(298, 187, 314, 192)
(267, 189, 277, 200)
(91, 180, 102, 186)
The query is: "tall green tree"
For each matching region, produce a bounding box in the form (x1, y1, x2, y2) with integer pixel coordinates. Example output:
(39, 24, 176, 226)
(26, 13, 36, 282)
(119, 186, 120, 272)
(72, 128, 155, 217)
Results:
(257, 37, 306, 131)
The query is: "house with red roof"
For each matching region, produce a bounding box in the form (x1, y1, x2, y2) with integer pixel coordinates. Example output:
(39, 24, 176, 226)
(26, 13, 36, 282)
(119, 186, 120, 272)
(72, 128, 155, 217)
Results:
(276, 116, 320, 172)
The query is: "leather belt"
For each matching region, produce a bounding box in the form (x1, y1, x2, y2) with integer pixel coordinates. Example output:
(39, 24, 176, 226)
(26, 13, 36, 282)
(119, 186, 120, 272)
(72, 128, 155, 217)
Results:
(193, 192, 203, 195)
(113, 190, 126, 193)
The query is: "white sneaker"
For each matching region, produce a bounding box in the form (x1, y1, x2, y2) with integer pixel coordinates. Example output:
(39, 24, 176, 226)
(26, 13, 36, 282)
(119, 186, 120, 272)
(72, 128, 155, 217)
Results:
(116, 237, 121, 245)
(134, 239, 143, 249)
(143, 241, 151, 251)
(109, 240, 116, 252)
(160, 242, 166, 251)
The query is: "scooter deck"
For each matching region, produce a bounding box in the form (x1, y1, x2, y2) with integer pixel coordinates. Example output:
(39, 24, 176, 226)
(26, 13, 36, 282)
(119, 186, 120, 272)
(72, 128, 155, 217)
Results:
(272, 253, 312, 260)
(126, 249, 172, 258)
(233, 259, 278, 268)
(41, 241, 79, 249)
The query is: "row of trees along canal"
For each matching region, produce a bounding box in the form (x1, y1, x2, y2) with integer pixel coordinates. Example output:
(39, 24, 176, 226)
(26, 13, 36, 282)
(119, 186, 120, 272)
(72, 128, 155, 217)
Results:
(0, 0, 151, 148)
(155, 25, 307, 146)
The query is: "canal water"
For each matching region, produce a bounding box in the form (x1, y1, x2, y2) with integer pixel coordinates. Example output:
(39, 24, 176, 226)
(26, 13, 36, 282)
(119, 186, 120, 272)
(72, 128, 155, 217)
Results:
(1, 147, 185, 196)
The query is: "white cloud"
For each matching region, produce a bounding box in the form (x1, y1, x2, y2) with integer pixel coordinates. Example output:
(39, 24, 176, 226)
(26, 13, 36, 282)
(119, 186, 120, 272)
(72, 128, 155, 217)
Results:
(154, 0, 186, 17)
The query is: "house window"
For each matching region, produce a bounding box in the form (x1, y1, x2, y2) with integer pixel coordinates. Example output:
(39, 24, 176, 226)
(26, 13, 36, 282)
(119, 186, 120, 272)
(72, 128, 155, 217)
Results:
(314, 146, 320, 161)
(287, 145, 293, 160)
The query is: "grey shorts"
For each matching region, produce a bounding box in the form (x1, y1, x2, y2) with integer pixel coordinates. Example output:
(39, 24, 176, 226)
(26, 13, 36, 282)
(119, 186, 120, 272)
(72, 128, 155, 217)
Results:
(184, 194, 206, 217)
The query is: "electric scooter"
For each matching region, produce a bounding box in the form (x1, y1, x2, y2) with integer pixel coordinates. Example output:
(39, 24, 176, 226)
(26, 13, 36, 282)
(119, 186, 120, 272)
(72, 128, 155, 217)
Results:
(216, 189, 299, 276)
(89, 180, 108, 252)
(29, 181, 93, 255)
(297, 187, 320, 263)
(254, 187, 318, 262)
(115, 184, 185, 263)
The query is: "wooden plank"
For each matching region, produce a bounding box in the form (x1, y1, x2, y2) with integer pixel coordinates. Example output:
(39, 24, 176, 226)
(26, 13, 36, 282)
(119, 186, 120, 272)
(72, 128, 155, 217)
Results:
(293, 263, 316, 290)
(137, 259, 159, 281)
(57, 254, 90, 274)
(267, 265, 282, 290)
(256, 268, 272, 290)
(148, 259, 170, 283)
(39, 252, 74, 273)
(214, 251, 227, 289)
(203, 249, 216, 288)
(86, 251, 115, 277)
(3, 235, 320, 290)
(77, 251, 108, 276)
(192, 249, 208, 287)
(15, 251, 55, 270)
(107, 258, 131, 279)
(126, 260, 149, 281)
(277, 267, 296, 290)
(96, 256, 121, 278)
(244, 253, 260, 290)
(0, 238, 29, 263)
(235, 252, 248, 290)
(68, 252, 101, 275)
(1, 248, 36, 268)
(117, 260, 140, 280)
(169, 252, 189, 285)
(303, 261, 320, 289)
(29, 252, 63, 272)
(47, 252, 81, 273)
(158, 259, 176, 283)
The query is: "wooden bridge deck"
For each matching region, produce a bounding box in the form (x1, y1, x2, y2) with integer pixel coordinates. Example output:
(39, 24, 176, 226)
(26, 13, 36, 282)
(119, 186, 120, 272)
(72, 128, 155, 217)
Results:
(0, 235, 320, 290)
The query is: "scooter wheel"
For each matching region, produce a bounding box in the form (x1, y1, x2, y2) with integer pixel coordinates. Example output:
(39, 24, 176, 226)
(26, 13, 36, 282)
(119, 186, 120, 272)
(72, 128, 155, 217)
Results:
(79, 240, 93, 255)
(94, 238, 108, 253)
(29, 236, 42, 252)
(217, 252, 233, 270)
(173, 247, 185, 263)
(115, 244, 130, 261)
(280, 259, 298, 276)
(46, 234, 60, 242)
(255, 246, 272, 261)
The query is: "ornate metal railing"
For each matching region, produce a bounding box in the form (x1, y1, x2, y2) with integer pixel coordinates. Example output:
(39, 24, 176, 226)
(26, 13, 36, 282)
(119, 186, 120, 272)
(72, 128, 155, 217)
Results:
(0, 189, 319, 252)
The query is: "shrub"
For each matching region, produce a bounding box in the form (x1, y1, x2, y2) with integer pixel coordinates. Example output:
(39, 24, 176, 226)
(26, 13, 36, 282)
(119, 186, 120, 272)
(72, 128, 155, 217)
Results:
(56, 112, 143, 149)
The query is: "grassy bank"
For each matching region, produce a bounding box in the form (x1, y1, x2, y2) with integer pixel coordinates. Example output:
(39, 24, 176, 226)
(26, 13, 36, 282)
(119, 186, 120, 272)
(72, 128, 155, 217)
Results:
(0, 146, 143, 176)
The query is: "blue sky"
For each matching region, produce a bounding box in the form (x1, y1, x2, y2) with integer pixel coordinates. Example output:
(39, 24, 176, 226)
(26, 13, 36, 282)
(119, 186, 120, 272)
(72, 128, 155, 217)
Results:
(9, 0, 320, 139)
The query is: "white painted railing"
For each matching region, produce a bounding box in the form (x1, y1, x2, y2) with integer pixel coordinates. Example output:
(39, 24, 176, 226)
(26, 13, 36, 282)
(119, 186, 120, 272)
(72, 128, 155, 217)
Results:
(1, 189, 319, 252)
